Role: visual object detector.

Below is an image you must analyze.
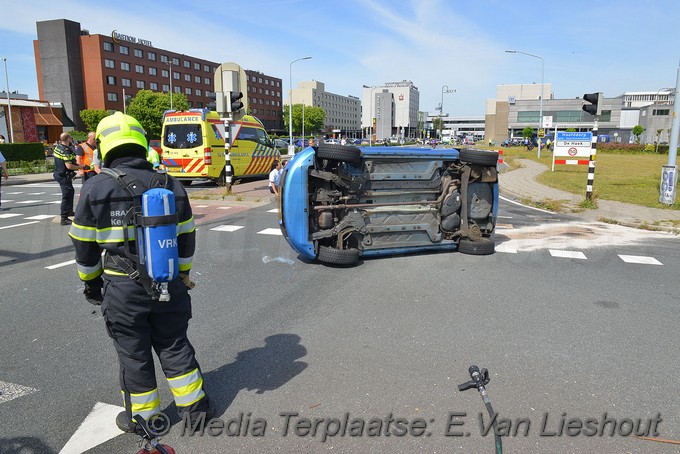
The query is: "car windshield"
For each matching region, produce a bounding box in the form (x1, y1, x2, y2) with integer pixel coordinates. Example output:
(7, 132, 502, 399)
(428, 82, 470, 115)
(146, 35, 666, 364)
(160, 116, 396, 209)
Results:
(163, 124, 203, 149)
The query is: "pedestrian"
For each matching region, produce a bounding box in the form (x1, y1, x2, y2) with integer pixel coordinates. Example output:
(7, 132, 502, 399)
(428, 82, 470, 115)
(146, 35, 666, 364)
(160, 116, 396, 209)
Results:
(308, 138, 316, 148)
(53, 132, 89, 225)
(68, 112, 211, 435)
(0, 149, 8, 210)
(75, 132, 99, 181)
(269, 160, 282, 195)
(147, 146, 161, 169)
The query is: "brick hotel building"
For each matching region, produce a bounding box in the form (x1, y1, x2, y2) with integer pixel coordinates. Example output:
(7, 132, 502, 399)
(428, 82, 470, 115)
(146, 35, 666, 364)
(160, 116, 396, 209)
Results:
(34, 19, 284, 132)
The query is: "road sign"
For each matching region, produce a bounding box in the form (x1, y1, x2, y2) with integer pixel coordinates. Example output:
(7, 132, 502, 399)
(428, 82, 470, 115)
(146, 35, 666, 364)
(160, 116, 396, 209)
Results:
(538, 129, 545, 138)
(553, 132, 593, 168)
(542, 116, 553, 128)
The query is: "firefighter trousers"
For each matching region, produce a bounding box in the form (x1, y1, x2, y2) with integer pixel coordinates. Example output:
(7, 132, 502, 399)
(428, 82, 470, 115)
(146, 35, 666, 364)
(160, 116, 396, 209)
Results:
(101, 275, 210, 422)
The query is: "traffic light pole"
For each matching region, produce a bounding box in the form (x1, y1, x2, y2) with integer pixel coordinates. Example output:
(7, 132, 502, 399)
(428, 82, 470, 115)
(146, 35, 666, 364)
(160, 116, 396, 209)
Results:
(586, 119, 598, 201)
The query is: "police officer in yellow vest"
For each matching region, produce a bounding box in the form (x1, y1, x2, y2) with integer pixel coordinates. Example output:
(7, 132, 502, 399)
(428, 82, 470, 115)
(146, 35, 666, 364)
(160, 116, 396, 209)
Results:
(68, 112, 211, 434)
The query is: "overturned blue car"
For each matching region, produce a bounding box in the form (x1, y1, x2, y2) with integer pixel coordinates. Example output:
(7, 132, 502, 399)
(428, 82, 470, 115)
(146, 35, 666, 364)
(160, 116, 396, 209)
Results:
(278, 144, 499, 266)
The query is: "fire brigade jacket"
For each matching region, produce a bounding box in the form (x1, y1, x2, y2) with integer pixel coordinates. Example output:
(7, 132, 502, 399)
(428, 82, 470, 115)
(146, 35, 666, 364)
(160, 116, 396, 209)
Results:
(68, 156, 195, 284)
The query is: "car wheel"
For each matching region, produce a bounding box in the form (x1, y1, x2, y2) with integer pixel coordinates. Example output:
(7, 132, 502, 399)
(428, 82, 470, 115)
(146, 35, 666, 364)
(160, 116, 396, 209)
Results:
(180, 180, 192, 187)
(317, 245, 360, 266)
(460, 148, 498, 166)
(316, 144, 361, 165)
(458, 237, 495, 255)
(215, 169, 227, 186)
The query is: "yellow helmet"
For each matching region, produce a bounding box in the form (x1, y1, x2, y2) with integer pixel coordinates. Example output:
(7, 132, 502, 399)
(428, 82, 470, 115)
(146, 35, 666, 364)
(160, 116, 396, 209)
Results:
(96, 112, 147, 166)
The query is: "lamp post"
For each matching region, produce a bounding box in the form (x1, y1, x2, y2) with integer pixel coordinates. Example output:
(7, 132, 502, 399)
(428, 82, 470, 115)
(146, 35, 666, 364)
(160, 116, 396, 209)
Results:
(168, 60, 174, 110)
(506, 49, 544, 158)
(2, 58, 14, 143)
(364, 85, 380, 146)
(440, 85, 455, 141)
(288, 56, 311, 156)
(655, 87, 674, 153)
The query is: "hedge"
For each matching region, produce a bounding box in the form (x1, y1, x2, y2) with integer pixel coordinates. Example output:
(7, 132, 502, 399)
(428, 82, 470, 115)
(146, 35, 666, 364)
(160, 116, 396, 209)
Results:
(0, 143, 47, 161)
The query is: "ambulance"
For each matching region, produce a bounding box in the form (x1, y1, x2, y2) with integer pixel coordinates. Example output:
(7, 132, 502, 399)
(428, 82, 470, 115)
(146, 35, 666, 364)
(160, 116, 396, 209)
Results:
(161, 109, 280, 185)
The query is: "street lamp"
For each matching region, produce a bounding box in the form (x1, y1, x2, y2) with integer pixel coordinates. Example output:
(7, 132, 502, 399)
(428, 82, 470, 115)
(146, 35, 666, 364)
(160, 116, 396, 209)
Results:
(167, 60, 174, 110)
(655, 87, 674, 153)
(440, 85, 455, 141)
(365, 85, 380, 147)
(2, 58, 14, 143)
(289, 56, 312, 155)
(506, 49, 544, 158)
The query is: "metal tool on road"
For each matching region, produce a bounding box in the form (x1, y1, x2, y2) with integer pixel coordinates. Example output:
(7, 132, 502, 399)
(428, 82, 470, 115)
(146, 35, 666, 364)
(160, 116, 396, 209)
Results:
(458, 365, 503, 454)
(132, 415, 175, 454)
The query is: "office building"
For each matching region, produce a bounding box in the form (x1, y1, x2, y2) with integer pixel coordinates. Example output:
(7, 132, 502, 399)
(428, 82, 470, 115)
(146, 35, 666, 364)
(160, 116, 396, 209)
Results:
(290, 80, 361, 136)
(362, 81, 419, 140)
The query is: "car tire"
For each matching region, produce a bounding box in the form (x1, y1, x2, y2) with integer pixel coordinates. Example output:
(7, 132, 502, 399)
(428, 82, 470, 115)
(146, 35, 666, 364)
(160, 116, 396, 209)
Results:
(317, 245, 360, 266)
(458, 237, 495, 255)
(316, 144, 362, 165)
(215, 169, 227, 186)
(460, 148, 498, 166)
(180, 180, 192, 187)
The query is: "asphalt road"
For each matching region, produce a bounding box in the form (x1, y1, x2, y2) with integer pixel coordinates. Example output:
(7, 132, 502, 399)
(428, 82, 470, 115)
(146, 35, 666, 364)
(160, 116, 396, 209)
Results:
(1, 181, 680, 453)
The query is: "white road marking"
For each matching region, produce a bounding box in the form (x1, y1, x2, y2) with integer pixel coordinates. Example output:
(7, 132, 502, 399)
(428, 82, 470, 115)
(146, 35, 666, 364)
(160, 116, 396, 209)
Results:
(1, 199, 14, 203)
(216, 206, 232, 210)
(15, 200, 42, 204)
(267, 208, 279, 213)
(45, 259, 76, 269)
(500, 195, 556, 214)
(497, 215, 513, 219)
(209, 225, 244, 232)
(194, 205, 209, 208)
(550, 249, 587, 259)
(58, 402, 125, 454)
(26, 192, 46, 195)
(49, 200, 62, 204)
(0, 221, 40, 230)
(257, 228, 282, 235)
(618, 255, 663, 265)
(495, 245, 517, 253)
(496, 223, 514, 229)
(0, 213, 23, 218)
(25, 215, 55, 220)
(0, 380, 38, 404)
(6, 192, 23, 195)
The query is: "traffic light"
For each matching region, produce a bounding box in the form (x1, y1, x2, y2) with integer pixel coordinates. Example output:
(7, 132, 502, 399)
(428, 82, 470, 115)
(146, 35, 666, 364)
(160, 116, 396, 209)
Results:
(206, 91, 217, 111)
(582, 92, 602, 116)
(229, 91, 244, 113)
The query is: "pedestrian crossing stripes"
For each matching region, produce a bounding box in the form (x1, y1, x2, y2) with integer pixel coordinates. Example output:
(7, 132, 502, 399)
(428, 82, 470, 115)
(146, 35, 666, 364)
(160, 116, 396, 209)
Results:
(618, 255, 663, 265)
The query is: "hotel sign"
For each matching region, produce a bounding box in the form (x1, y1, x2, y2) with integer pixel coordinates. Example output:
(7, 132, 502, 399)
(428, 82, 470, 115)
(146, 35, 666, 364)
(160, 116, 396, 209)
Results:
(111, 30, 152, 47)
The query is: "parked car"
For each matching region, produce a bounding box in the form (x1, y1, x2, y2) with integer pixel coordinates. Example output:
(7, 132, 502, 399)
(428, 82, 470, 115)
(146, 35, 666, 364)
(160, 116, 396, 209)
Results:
(278, 144, 499, 265)
(273, 138, 289, 149)
(294, 138, 309, 147)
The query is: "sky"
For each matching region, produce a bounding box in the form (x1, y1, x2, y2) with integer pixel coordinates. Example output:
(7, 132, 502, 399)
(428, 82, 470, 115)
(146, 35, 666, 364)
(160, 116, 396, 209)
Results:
(0, 0, 678, 117)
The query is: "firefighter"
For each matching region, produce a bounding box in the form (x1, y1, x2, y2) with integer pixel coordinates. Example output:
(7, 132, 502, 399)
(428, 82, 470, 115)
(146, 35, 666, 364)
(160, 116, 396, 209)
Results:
(68, 112, 211, 434)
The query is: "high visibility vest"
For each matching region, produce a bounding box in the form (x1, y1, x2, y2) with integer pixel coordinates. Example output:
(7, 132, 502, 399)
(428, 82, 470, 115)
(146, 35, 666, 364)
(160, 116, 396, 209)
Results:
(80, 142, 96, 172)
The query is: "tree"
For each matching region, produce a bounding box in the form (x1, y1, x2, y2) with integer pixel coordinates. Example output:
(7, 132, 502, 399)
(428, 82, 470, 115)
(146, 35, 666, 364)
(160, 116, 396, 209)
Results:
(432, 117, 444, 135)
(283, 104, 325, 135)
(566, 128, 577, 132)
(522, 127, 534, 139)
(656, 128, 663, 143)
(126, 90, 189, 139)
(631, 125, 645, 144)
(80, 109, 110, 132)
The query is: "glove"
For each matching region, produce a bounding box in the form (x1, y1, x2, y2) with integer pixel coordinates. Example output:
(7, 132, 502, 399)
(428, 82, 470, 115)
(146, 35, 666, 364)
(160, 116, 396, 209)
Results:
(179, 273, 196, 290)
(84, 278, 103, 306)
(82, 165, 91, 171)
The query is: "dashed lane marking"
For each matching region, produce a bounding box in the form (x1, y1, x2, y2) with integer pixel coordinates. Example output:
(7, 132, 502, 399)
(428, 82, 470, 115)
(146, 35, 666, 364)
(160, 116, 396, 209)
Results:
(194, 205, 209, 208)
(15, 200, 42, 204)
(48, 200, 62, 204)
(618, 255, 663, 265)
(549, 249, 587, 260)
(257, 228, 282, 235)
(209, 225, 244, 232)
(0, 213, 23, 218)
(5, 191, 23, 195)
(0, 380, 38, 404)
(217, 206, 233, 210)
(496, 245, 518, 253)
(45, 259, 77, 270)
(25, 215, 56, 220)
(26, 192, 46, 195)
(0, 221, 40, 230)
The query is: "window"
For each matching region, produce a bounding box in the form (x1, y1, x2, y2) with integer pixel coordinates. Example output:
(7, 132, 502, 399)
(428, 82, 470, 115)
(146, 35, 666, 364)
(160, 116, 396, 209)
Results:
(517, 111, 540, 123)
(137, 80, 145, 89)
(103, 42, 114, 52)
(135, 64, 144, 73)
(653, 109, 670, 116)
(121, 78, 131, 87)
(172, 57, 179, 65)
(204, 77, 210, 85)
(174, 86, 181, 93)
(160, 55, 168, 63)
(194, 75, 201, 83)
(185, 87, 192, 95)
(150, 82, 158, 90)
(183, 60, 190, 68)
(105, 59, 115, 69)
(196, 88, 202, 96)
(185, 74, 191, 82)
(163, 123, 203, 149)
(148, 51, 156, 61)
(134, 49, 143, 58)
(197, 102, 203, 108)
(162, 84, 169, 92)
(106, 76, 116, 85)
(107, 92, 118, 101)
(174, 72, 180, 80)
(194, 62, 200, 70)
(120, 45, 129, 55)
(204, 64, 210, 72)
(148, 67, 157, 76)
(121, 62, 130, 71)
(161, 69, 169, 78)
